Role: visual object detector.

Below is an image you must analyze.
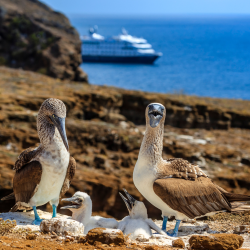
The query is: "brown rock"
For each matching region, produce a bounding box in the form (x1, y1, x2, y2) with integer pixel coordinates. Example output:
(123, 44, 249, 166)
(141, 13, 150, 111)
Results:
(86, 228, 125, 246)
(78, 236, 86, 243)
(233, 225, 250, 234)
(189, 234, 244, 250)
(172, 238, 185, 248)
(0, 0, 88, 82)
(144, 246, 156, 250)
(40, 218, 84, 236)
(26, 234, 36, 240)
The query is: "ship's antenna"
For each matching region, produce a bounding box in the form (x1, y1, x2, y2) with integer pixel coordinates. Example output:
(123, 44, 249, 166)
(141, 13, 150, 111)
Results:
(89, 27, 94, 35)
(94, 25, 98, 33)
(122, 28, 128, 35)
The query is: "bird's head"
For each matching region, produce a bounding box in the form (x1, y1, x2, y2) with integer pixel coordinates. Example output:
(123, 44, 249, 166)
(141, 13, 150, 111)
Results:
(61, 192, 91, 212)
(146, 103, 165, 129)
(38, 98, 69, 151)
(119, 189, 148, 219)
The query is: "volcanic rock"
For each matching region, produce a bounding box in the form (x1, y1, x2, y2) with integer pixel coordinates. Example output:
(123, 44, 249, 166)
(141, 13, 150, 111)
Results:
(26, 233, 37, 240)
(0, 0, 87, 82)
(189, 234, 244, 250)
(86, 228, 125, 246)
(172, 238, 185, 248)
(233, 225, 250, 234)
(40, 218, 84, 236)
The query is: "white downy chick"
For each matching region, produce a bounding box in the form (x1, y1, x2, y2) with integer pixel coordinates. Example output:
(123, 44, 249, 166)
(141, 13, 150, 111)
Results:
(118, 189, 166, 240)
(61, 191, 118, 234)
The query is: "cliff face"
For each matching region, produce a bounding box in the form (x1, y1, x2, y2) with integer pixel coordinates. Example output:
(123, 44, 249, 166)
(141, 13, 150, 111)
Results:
(0, 0, 87, 82)
(1, 67, 250, 219)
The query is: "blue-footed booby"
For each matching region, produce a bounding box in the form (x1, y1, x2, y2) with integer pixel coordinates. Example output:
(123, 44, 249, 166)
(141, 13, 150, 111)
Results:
(61, 191, 118, 234)
(1, 98, 76, 225)
(118, 189, 166, 239)
(133, 103, 250, 237)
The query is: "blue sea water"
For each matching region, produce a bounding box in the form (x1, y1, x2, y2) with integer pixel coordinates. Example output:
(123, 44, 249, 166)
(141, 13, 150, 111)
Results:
(69, 15, 250, 100)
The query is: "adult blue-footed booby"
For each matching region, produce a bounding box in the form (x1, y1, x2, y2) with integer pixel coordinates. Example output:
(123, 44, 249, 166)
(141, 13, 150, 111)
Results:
(61, 191, 118, 233)
(118, 189, 166, 240)
(133, 103, 250, 237)
(1, 98, 76, 225)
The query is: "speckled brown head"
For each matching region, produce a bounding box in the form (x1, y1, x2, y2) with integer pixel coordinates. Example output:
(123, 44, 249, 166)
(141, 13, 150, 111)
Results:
(37, 98, 69, 151)
(145, 103, 166, 128)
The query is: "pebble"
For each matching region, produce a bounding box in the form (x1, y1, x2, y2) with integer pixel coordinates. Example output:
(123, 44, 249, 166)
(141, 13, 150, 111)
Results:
(172, 238, 185, 248)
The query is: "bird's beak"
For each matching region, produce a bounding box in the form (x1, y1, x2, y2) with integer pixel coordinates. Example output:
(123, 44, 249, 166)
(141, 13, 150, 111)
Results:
(147, 103, 164, 128)
(61, 196, 82, 209)
(50, 115, 69, 151)
(119, 192, 131, 212)
(119, 189, 137, 213)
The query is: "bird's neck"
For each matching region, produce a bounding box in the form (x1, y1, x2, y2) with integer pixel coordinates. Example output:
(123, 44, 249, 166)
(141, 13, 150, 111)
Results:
(37, 113, 63, 150)
(72, 203, 92, 226)
(138, 123, 164, 167)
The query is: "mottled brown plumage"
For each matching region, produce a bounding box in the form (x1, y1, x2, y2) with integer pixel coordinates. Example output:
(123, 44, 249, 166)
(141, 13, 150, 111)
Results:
(14, 147, 43, 171)
(153, 177, 231, 219)
(157, 158, 207, 181)
(11, 161, 42, 212)
(60, 156, 76, 197)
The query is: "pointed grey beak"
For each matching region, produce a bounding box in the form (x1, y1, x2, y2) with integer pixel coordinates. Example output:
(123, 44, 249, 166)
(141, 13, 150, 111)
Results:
(119, 192, 132, 212)
(50, 115, 69, 151)
(61, 196, 82, 210)
(120, 189, 137, 213)
(148, 103, 164, 128)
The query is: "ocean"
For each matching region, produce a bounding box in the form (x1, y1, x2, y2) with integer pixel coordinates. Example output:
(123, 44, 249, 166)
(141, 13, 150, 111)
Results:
(69, 15, 250, 100)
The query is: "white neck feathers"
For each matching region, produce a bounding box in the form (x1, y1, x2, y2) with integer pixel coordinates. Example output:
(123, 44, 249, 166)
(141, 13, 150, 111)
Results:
(72, 199, 92, 226)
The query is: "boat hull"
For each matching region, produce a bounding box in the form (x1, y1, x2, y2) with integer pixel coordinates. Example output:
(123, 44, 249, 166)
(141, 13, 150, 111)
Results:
(82, 55, 160, 64)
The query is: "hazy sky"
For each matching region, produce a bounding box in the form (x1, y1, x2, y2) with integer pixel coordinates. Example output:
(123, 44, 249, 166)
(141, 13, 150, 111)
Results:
(41, 0, 250, 15)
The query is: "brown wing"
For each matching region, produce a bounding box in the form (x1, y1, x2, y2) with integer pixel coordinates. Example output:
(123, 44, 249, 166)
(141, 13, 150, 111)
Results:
(14, 147, 42, 171)
(13, 161, 42, 204)
(157, 158, 207, 181)
(60, 156, 76, 197)
(153, 177, 231, 219)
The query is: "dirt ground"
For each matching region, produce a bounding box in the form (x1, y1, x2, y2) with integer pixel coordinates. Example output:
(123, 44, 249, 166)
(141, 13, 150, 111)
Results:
(0, 235, 172, 250)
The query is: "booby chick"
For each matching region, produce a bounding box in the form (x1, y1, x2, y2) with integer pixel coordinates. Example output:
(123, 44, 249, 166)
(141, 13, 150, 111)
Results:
(133, 103, 250, 237)
(61, 191, 118, 234)
(118, 189, 166, 240)
(1, 98, 76, 225)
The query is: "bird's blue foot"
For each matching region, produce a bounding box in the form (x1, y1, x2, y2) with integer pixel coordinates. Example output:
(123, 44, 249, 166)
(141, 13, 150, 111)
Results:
(52, 204, 57, 218)
(167, 231, 178, 237)
(167, 219, 181, 237)
(162, 216, 168, 231)
(32, 206, 43, 225)
(32, 218, 43, 225)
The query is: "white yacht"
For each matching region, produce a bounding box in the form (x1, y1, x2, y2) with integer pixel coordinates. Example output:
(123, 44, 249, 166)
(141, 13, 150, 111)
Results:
(81, 27, 162, 64)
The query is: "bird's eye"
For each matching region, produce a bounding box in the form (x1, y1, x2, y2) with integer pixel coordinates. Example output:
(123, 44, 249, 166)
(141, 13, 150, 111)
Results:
(52, 114, 56, 118)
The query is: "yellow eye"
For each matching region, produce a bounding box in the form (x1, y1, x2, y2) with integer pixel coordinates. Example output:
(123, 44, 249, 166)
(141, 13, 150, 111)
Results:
(53, 114, 56, 118)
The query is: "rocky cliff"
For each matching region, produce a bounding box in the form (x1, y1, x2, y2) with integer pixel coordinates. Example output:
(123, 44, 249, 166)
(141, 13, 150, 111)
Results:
(0, 0, 87, 82)
(0, 67, 250, 220)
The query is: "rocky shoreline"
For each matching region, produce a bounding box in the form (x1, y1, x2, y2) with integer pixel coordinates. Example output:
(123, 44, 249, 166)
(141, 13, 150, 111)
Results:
(1, 66, 250, 220)
(0, 210, 249, 249)
(0, 67, 250, 248)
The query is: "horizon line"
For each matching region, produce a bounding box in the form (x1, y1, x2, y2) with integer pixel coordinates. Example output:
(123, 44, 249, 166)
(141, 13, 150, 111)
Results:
(67, 13, 250, 17)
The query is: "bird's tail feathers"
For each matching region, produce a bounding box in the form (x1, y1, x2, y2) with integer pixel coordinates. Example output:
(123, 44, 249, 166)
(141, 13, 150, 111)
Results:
(231, 202, 250, 213)
(224, 192, 250, 203)
(1, 193, 15, 201)
(10, 203, 20, 212)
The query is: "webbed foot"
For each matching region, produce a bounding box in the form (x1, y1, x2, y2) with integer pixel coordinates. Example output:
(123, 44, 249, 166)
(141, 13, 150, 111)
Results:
(167, 231, 178, 237)
(32, 219, 43, 225)
(166, 219, 181, 237)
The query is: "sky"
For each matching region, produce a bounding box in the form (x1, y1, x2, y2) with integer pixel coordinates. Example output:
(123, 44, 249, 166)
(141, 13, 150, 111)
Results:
(41, 0, 250, 15)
